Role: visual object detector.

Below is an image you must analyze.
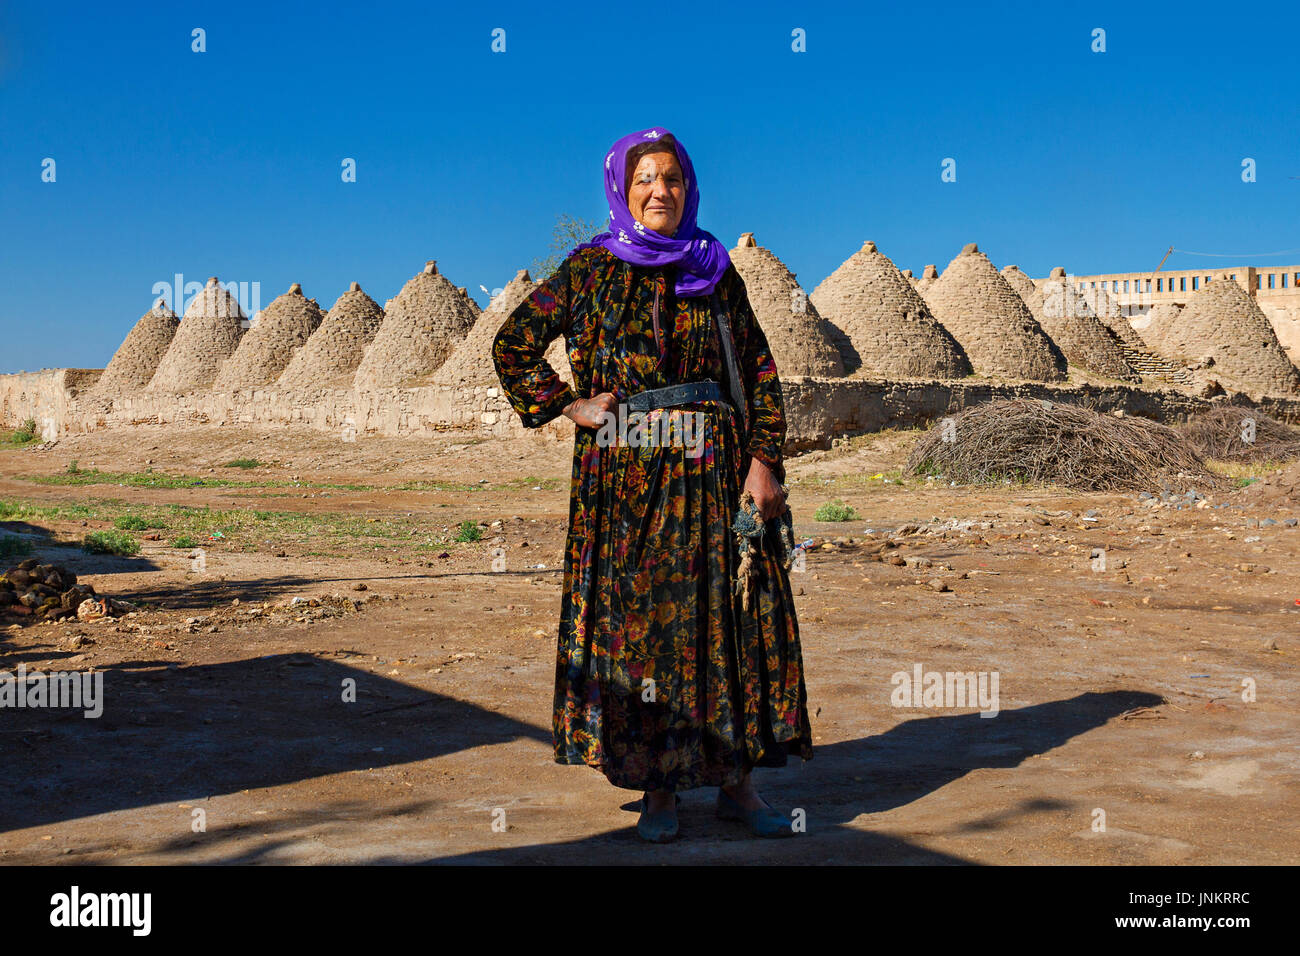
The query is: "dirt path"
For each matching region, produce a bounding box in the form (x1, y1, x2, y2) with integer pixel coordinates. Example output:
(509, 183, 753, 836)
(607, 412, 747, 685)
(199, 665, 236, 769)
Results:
(1, 425, 1295, 863)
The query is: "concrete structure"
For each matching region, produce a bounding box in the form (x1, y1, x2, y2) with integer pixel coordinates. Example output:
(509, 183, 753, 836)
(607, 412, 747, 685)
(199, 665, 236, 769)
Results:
(1049, 265, 1300, 354)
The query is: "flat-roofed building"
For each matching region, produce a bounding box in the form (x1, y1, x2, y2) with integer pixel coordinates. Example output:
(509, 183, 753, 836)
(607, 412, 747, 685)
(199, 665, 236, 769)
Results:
(1036, 266, 1300, 353)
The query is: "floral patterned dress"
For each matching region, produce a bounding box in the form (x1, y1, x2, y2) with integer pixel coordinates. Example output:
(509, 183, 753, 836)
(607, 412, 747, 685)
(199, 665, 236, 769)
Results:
(493, 246, 813, 792)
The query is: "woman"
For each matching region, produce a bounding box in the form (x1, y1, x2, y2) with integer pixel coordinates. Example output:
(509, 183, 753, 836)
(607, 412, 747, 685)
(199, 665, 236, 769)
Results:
(492, 126, 813, 842)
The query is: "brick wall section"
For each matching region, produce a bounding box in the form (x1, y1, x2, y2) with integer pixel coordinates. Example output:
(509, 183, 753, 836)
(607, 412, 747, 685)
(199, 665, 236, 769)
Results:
(811, 240, 971, 379)
(729, 234, 845, 377)
(923, 244, 1067, 381)
(146, 278, 246, 393)
(213, 285, 323, 391)
(1002, 265, 1139, 381)
(1141, 273, 1300, 395)
(352, 261, 479, 390)
(278, 283, 385, 389)
(11, 369, 1300, 458)
(88, 302, 178, 397)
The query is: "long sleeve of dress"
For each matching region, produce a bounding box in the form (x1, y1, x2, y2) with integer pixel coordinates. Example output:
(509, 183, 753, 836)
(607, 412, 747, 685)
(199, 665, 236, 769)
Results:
(492, 259, 579, 428)
(727, 268, 787, 478)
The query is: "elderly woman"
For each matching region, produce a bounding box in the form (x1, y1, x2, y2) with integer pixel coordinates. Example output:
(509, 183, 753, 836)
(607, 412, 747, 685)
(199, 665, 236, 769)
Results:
(492, 126, 813, 842)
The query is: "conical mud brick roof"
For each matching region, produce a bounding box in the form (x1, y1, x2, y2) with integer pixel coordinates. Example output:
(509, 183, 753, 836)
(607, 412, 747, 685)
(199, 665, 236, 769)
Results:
(1136, 303, 1183, 350)
(278, 282, 385, 389)
(1143, 273, 1300, 394)
(999, 265, 1038, 302)
(728, 233, 844, 377)
(354, 260, 478, 389)
(434, 270, 562, 387)
(148, 277, 247, 392)
(1006, 266, 1139, 381)
(810, 240, 970, 378)
(922, 244, 1066, 381)
(916, 264, 939, 295)
(214, 284, 323, 390)
(92, 298, 179, 396)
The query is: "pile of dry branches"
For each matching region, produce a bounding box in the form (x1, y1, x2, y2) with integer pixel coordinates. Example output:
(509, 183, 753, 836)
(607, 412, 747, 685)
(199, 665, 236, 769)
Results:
(1178, 405, 1300, 463)
(906, 398, 1217, 492)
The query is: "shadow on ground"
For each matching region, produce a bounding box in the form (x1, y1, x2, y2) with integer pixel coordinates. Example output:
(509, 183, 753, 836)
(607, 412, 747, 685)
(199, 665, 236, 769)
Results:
(0, 654, 549, 833)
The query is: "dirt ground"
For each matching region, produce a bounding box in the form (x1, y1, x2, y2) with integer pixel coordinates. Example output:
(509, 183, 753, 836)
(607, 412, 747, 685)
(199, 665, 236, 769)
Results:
(1, 422, 1296, 864)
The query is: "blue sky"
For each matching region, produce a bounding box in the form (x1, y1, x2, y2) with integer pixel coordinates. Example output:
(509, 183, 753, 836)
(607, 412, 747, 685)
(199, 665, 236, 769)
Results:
(2, 0, 1297, 373)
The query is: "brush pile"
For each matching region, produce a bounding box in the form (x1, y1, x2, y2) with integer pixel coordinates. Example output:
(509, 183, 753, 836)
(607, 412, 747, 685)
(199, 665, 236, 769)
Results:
(906, 398, 1218, 492)
(1178, 405, 1300, 463)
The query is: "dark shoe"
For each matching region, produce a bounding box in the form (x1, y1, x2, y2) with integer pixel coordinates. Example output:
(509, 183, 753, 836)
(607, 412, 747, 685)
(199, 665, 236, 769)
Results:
(717, 787, 794, 838)
(637, 792, 680, 843)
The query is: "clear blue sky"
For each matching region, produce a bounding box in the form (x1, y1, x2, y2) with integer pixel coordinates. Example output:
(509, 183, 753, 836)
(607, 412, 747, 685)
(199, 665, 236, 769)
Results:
(2, 0, 1297, 373)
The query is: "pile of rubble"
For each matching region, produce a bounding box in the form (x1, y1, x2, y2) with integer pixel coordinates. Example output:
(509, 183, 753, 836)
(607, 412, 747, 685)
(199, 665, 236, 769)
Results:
(0, 559, 132, 622)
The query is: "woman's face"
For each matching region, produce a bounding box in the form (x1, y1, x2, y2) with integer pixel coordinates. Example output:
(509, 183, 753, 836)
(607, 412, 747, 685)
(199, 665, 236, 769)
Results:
(626, 150, 685, 237)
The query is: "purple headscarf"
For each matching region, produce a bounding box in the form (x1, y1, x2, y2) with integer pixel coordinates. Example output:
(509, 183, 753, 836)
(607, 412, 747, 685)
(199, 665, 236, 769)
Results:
(571, 126, 731, 297)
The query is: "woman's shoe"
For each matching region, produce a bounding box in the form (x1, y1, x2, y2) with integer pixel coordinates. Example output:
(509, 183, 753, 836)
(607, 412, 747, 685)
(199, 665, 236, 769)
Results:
(716, 787, 794, 838)
(637, 792, 680, 843)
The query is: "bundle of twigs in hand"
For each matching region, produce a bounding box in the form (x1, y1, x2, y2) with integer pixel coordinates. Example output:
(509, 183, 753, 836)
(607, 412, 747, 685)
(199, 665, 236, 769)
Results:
(1177, 405, 1300, 464)
(732, 490, 795, 611)
(906, 398, 1219, 493)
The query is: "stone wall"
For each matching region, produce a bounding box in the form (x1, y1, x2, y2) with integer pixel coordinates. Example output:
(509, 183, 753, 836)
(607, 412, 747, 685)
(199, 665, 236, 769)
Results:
(9, 368, 1300, 456)
(0, 369, 102, 441)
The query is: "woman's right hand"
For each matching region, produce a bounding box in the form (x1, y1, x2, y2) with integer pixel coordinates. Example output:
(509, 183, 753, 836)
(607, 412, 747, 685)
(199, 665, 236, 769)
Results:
(563, 392, 618, 428)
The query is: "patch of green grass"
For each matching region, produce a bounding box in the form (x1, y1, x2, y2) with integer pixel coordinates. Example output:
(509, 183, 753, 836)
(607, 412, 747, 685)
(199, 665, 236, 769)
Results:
(67, 460, 81, 474)
(223, 458, 262, 469)
(390, 479, 486, 492)
(113, 513, 167, 531)
(813, 499, 860, 522)
(17, 467, 378, 492)
(1, 418, 39, 446)
(0, 534, 35, 559)
(83, 529, 141, 556)
(170, 534, 200, 549)
(453, 520, 483, 542)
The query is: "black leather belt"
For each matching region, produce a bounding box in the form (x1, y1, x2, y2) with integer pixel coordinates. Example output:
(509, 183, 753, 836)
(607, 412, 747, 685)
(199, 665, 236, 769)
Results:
(625, 381, 724, 412)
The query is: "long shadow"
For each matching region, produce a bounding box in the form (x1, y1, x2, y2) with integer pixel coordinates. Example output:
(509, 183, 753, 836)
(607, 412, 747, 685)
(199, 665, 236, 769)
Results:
(3, 674, 1162, 863)
(114, 569, 563, 611)
(0, 654, 550, 833)
(396, 689, 1163, 864)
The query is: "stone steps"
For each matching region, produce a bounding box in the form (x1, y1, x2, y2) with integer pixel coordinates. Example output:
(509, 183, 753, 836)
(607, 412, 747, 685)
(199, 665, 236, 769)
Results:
(1114, 341, 1192, 384)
